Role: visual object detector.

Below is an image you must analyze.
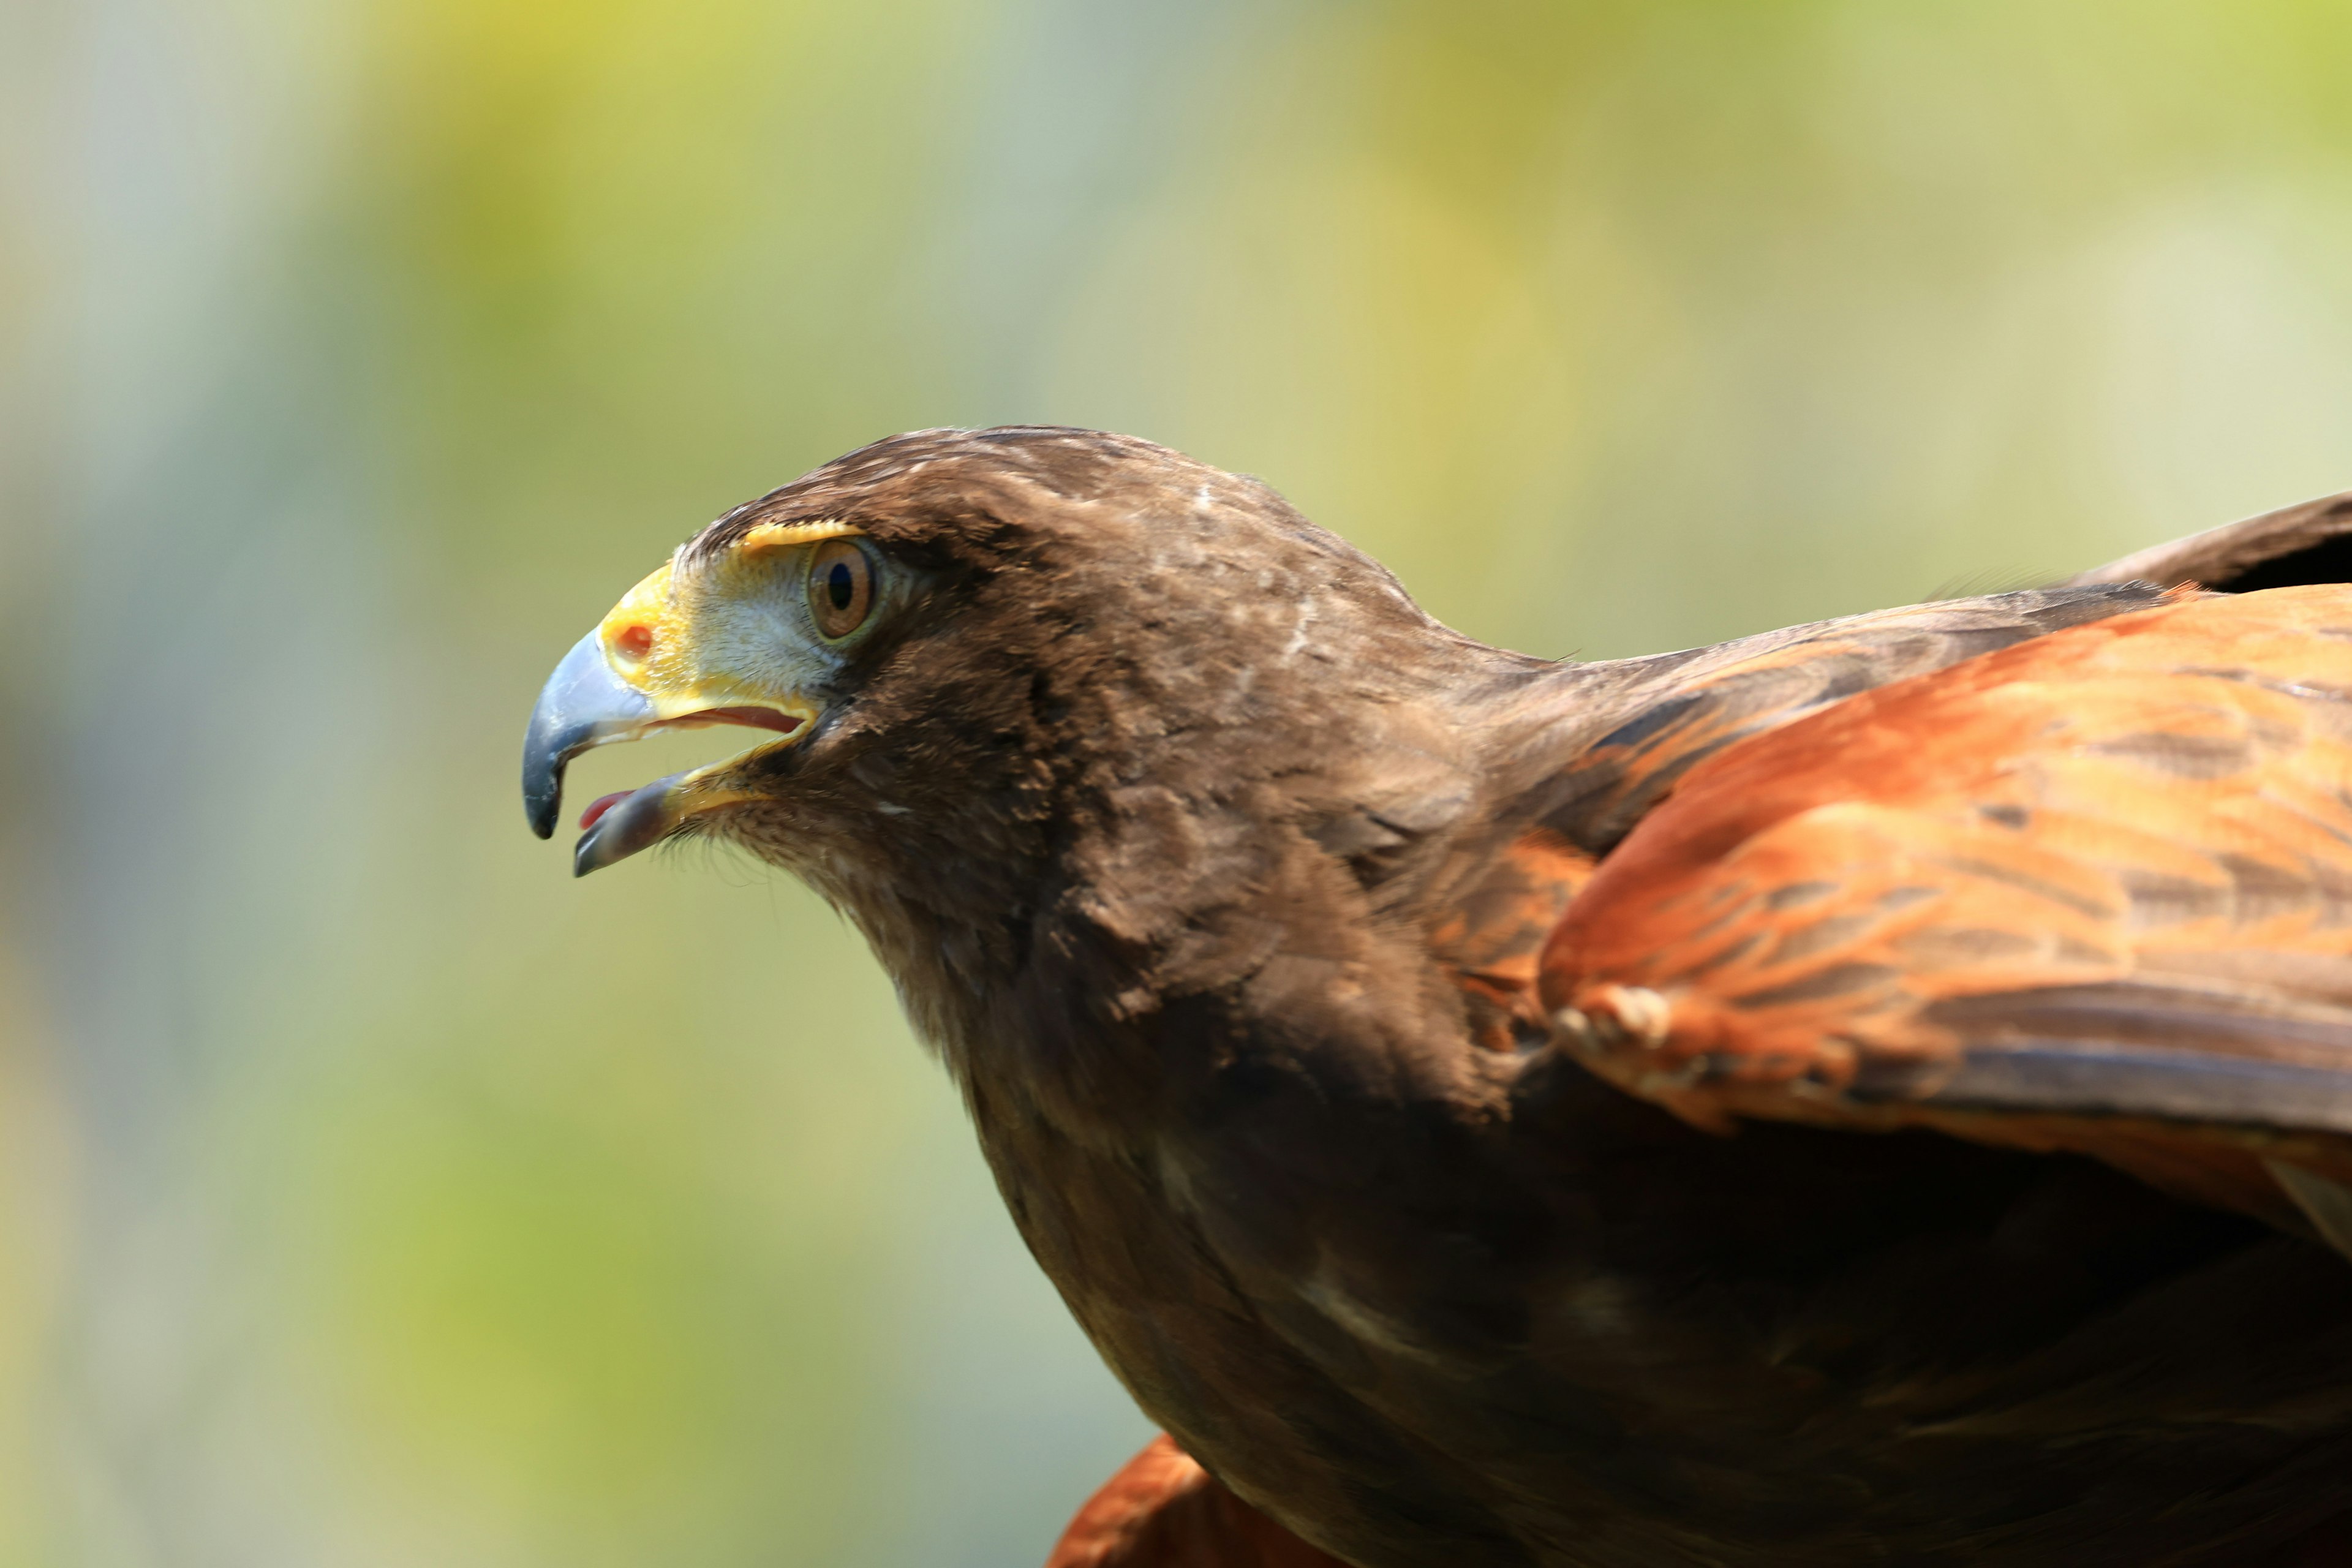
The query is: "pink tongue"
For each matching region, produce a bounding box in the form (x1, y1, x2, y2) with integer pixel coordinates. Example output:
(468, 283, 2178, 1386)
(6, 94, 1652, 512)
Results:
(579, 790, 633, 831)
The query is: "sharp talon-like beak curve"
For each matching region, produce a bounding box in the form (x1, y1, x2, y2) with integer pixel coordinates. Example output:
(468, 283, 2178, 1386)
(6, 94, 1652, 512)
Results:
(524, 632, 656, 840)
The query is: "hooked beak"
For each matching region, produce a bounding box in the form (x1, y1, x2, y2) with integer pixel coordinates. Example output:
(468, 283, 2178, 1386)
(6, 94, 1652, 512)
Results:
(522, 632, 654, 840)
(522, 628, 809, 875)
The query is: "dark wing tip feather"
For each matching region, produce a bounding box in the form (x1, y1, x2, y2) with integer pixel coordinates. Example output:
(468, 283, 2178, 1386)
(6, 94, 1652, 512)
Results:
(1870, 1039, 2352, 1135)
(1896, 981, 2352, 1135)
(2063, 488, 2352, 594)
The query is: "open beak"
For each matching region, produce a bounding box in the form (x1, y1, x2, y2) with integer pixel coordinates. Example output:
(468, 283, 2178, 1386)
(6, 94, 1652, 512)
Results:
(527, 524, 870, 875)
(522, 628, 810, 876)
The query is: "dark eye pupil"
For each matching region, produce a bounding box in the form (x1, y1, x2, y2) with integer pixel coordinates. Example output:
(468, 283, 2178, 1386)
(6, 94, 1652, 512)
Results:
(827, 562, 854, 609)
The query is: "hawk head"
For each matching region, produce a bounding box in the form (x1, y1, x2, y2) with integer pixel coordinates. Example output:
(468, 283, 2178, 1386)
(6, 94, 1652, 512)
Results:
(522, 427, 1488, 911)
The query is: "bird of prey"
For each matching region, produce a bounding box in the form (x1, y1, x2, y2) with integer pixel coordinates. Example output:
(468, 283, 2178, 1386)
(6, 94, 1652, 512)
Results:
(522, 428, 2352, 1567)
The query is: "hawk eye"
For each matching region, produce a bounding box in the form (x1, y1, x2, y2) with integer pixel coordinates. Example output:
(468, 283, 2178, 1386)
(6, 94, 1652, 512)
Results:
(808, 538, 874, 639)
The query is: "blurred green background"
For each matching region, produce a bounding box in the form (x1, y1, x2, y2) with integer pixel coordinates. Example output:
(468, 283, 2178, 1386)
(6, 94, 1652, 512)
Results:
(8, 1, 2352, 1563)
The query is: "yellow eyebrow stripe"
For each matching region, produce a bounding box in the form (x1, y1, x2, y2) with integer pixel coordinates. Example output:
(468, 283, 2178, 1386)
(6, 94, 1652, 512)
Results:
(736, 518, 864, 552)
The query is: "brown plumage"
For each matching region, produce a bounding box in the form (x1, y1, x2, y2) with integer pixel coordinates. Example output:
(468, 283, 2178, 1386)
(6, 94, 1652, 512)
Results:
(524, 429, 2352, 1566)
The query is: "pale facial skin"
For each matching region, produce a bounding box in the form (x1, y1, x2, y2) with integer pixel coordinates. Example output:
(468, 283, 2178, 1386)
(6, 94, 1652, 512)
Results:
(522, 519, 913, 872)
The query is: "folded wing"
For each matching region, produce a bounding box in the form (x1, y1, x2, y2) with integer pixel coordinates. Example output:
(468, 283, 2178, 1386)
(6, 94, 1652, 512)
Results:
(1537, 584, 2352, 1248)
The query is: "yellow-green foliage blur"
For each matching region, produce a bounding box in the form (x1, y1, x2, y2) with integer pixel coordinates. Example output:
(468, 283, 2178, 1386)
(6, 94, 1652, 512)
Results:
(9, 2, 2352, 1564)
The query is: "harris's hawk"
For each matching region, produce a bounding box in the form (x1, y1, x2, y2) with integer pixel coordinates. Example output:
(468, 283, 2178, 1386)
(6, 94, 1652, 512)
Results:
(522, 429, 2352, 1567)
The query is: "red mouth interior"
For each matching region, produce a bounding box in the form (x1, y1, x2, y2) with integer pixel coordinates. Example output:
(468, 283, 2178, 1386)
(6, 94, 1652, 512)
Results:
(579, 790, 632, 831)
(661, 706, 804, 736)
(575, 709, 804, 832)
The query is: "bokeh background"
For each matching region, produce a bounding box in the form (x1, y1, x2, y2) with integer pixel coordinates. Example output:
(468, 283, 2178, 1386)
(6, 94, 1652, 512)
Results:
(9, 1, 2352, 1563)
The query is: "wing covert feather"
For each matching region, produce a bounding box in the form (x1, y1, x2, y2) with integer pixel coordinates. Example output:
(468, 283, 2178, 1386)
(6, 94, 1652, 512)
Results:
(1526, 586, 2175, 856)
(1536, 584, 2352, 1234)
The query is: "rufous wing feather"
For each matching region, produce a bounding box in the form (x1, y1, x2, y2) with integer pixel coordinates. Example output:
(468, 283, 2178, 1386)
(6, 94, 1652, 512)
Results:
(1046, 1436, 1348, 1568)
(1537, 584, 2352, 1250)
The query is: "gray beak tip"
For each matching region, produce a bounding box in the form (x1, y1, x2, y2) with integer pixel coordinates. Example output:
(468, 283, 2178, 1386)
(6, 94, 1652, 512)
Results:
(523, 631, 654, 848)
(526, 785, 562, 842)
(568, 774, 684, 877)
